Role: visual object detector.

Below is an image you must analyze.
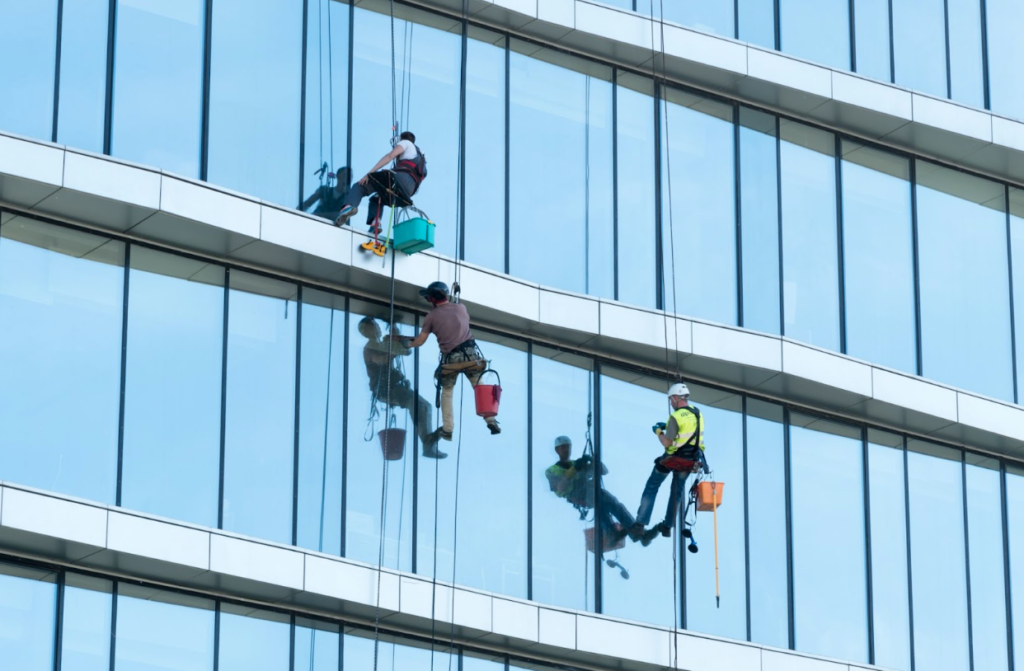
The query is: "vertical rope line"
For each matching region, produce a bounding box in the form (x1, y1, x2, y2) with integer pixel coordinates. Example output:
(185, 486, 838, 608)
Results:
(326, 0, 335, 168)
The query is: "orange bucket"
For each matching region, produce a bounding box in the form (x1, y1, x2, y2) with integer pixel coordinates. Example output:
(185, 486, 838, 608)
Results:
(378, 427, 406, 461)
(474, 369, 502, 418)
(696, 481, 724, 512)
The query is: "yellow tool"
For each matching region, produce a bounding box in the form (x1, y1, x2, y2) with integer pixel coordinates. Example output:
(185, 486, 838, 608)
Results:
(360, 240, 387, 257)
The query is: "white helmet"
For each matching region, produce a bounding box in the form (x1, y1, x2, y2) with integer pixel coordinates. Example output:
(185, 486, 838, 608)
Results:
(668, 382, 690, 398)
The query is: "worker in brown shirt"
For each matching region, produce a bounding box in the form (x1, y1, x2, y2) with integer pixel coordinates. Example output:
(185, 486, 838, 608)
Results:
(403, 281, 501, 440)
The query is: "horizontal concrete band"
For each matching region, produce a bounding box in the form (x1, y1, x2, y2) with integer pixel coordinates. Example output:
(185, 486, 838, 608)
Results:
(0, 133, 1022, 464)
(409, 0, 1024, 187)
(0, 481, 878, 671)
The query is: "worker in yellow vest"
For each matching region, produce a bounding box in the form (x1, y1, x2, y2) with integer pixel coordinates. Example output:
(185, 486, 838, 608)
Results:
(630, 382, 706, 541)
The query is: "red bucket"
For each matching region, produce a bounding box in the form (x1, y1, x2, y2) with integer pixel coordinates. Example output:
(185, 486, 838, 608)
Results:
(378, 427, 406, 460)
(474, 369, 502, 418)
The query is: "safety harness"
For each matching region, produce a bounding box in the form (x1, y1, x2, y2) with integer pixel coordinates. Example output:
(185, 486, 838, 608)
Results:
(394, 144, 427, 195)
(658, 405, 708, 473)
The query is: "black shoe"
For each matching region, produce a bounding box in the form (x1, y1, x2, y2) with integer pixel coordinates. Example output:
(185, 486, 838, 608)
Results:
(438, 429, 453, 442)
(640, 527, 661, 547)
(627, 523, 645, 542)
(422, 434, 448, 459)
(657, 523, 672, 538)
(487, 420, 501, 435)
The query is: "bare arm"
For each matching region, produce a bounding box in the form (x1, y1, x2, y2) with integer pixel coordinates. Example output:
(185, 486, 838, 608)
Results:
(360, 146, 405, 183)
(406, 331, 429, 348)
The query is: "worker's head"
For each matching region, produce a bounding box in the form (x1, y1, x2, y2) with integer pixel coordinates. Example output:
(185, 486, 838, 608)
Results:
(667, 382, 690, 409)
(399, 131, 416, 143)
(554, 435, 572, 461)
(419, 281, 449, 306)
(358, 316, 382, 340)
(336, 166, 351, 183)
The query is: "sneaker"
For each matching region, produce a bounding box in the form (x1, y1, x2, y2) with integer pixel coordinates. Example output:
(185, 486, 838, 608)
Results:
(335, 205, 356, 226)
(487, 420, 501, 435)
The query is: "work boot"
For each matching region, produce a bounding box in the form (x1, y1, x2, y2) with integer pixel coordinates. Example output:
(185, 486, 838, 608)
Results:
(640, 526, 661, 547)
(335, 205, 356, 226)
(422, 430, 448, 459)
(487, 420, 501, 435)
(438, 428, 453, 442)
(627, 523, 646, 542)
(608, 525, 629, 545)
(368, 219, 382, 236)
(657, 522, 672, 538)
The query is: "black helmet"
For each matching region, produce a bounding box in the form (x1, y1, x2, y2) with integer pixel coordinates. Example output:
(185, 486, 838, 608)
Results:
(419, 281, 449, 301)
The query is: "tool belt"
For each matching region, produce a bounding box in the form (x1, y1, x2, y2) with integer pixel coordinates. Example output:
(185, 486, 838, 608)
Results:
(439, 339, 485, 375)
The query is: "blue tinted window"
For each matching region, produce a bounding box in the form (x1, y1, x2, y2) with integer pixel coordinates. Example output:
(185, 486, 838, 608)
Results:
(738, 0, 776, 48)
(1008, 468, 1024, 671)
(947, 0, 985, 108)
(351, 8, 461, 257)
(301, 0, 350, 218)
(664, 0, 734, 37)
(464, 31, 507, 271)
(907, 442, 969, 671)
(779, 0, 850, 69)
(208, 0, 302, 205)
(599, 372, 675, 627)
(966, 458, 1009, 671)
(122, 247, 224, 527)
(531, 352, 595, 611)
(346, 302, 415, 570)
(223, 272, 297, 544)
(293, 619, 339, 671)
(61, 575, 112, 671)
(1010, 188, 1024, 403)
(510, 46, 613, 297)
(780, 122, 839, 350)
(297, 291, 346, 554)
(790, 416, 868, 662)
(739, 108, 780, 334)
(344, 631, 452, 671)
(218, 606, 289, 671)
(0, 2, 57, 140)
(661, 90, 736, 325)
(746, 401, 788, 648)
(917, 163, 1013, 400)
(56, 0, 109, 152)
(841, 142, 916, 373)
(114, 586, 214, 671)
(0, 220, 123, 502)
(0, 563, 56, 671)
(986, 0, 1024, 121)
(616, 73, 657, 308)
(893, 0, 947, 98)
(685, 394, 746, 640)
(867, 433, 911, 671)
(112, 0, 203, 177)
(854, 0, 892, 81)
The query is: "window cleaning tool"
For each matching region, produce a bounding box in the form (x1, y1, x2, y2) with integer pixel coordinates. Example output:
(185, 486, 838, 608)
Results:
(696, 481, 724, 609)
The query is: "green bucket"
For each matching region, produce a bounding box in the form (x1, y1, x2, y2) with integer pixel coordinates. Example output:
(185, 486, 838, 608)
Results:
(391, 210, 435, 255)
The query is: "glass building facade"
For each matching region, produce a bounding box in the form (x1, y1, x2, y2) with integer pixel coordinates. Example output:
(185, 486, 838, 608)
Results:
(0, 1, 1023, 670)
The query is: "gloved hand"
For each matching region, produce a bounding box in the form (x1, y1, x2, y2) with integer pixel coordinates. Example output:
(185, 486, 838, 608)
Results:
(652, 422, 667, 436)
(573, 455, 592, 470)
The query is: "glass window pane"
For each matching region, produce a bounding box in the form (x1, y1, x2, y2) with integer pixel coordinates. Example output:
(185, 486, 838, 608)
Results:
(662, 90, 736, 325)
(1008, 467, 1024, 671)
(464, 652, 505, 671)
(301, 0, 350, 219)
(122, 247, 224, 527)
(510, 45, 613, 297)
(1010, 188, 1024, 403)
(867, 431, 911, 671)
(114, 585, 214, 671)
(416, 330, 529, 597)
(218, 606, 289, 671)
(947, 0, 985, 108)
(893, 0, 947, 98)
(790, 416, 868, 662)
(223, 272, 297, 544)
(351, 7, 461, 258)
(111, 0, 203, 177)
(685, 391, 746, 640)
(966, 457, 1009, 671)
(616, 72, 657, 309)
(56, 0, 109, 152)
(0, 2, 57, 140)
(297, 291, 346, 554)
(0, 219, 123, 503)
(841, 142, 916, 373)
(781, 122, 839, 350)
(746, 400, 789, 648)
(986, 0, 1024, 121)
(208, 0, 302, 205)
(779, 0, 850, 69)
(293, 619, 339, 671)
(599, 371, 675, 627)
(346, 301, 416, 570)
(738, 0, 776, 49)
(853, 0, 892, 81)
(344, 631, 452, 671)
(464, 30, 507, 272)
(62, 575, 113, 671)
(907, 441, 969, 671)
(0, 563, 57, 671)
(739, 108, 780, 334)
(917, 162, 1013, 400)
(663, 0, 734, 38)
(531, 350, 595, 611)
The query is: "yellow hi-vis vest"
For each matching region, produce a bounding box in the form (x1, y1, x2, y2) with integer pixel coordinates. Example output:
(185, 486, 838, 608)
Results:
(667, 405, 704, 455)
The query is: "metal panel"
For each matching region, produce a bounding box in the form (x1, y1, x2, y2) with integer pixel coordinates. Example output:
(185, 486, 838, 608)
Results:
(674, 632, 761, 671)
(491, 598, 539, 643)
(0, 486, 107, 561)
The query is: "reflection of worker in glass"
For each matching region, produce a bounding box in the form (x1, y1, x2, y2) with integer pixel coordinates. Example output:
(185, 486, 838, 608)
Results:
(544, 436, 638, 546)
(358, 316, 446, 459)
(301, 166, 351, 222)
